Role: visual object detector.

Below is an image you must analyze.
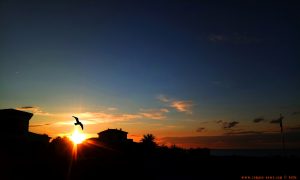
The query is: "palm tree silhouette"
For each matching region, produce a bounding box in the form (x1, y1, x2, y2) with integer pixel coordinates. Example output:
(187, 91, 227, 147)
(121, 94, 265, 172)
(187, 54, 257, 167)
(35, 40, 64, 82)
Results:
(141, 134, 157, 149)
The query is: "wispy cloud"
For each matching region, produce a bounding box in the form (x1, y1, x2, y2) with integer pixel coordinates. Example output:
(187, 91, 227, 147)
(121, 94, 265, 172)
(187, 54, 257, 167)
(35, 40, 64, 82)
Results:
(158, 94, 194, 114)
(74, 108, 169, 123)
(17, 104, 171, 127)
(107, 107, 118, 111)
(208, 33, 261, 44)
(253, 117, 265, 123)
(224, 121, 239, 129)
(160, 131, 300, 149)
(160, 108, 169, 113)
(216, 120, 223, 124)
(270, 119, 281, 124)
(208, 34, 227, 42)
(29, 123, 52, 127)
(217, 120, 239, 129)
(157, 94, 171, 102)
(225, 130, 264, 135)
(139, 108, 169, 120)
(16, 106, 51, 116)
(171, 100, 193, 114)
(30, 119, 97, 127)
(77, 112, 142, 123)
(291, 111, 300, 116)
(139, 112, 159, 119)
(55, 120, 97, 125)
(196, 127, 205, 132)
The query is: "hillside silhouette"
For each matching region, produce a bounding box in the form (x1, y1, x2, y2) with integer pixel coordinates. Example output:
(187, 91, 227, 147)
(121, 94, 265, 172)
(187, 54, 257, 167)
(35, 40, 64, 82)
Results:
(0, 109, 299, 180)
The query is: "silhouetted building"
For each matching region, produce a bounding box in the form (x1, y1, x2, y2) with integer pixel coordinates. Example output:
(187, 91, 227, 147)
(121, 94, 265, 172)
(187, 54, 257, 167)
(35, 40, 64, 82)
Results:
(0, 108, 32, 137)
(28, 132, 51, 145)
(0, 108, 50, 145)
(98, 128, 132, 144)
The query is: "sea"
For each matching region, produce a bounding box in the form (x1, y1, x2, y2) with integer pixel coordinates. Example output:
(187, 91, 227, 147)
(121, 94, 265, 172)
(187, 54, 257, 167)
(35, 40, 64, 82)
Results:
(210, 149, 300, 157)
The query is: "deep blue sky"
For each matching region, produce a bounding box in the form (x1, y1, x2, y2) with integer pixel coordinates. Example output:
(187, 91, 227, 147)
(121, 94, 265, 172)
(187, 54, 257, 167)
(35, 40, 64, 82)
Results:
(1, 0, 300, 147)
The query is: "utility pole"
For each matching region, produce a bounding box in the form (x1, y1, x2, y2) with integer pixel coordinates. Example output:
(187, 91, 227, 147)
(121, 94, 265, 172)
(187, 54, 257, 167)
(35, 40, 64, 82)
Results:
(278, 113, 286, 180)
(279, 114, 285, 157)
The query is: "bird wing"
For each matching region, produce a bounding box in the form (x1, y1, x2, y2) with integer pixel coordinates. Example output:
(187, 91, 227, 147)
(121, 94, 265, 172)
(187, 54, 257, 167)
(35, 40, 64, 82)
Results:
(79, 122, 84, 130)
(72, 116, 79, 122)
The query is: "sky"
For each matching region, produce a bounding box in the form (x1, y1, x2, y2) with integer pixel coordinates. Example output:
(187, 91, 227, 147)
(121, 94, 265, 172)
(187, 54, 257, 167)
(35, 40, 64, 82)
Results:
(1, 0, 300, 149)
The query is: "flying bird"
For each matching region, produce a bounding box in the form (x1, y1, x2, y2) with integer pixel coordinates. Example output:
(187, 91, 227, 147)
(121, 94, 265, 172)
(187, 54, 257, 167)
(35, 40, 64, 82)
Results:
(72, 116, 83, 130)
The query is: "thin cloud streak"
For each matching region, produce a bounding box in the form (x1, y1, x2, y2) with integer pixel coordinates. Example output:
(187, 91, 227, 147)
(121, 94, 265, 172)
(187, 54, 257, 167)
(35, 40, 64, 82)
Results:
(223, 121, 239, 129)
(216, 120, 223, 124)
(158, 94, 194, 114)
(225, 130, 264, 135)
(140, 108, 169, 120)
(160, 132, 300, 149)
(30, 120, 97, 127)
(55, 120, 97, 125)
(17, 105, 170, 128)
(157, 94, 171, 102)
(107, 107, 118, 111)
(270, 119, 281, 124)
(77, 108, 169, 123)
(196, 127, 205, 132)
(217, 120, 239, 129)
(76, 112, 142, 123)
(291, 111, 300, 116)
(208, 33, 261, 44)
(208, 34, 227, 42)
(160, 108, 169, 113)
(171, 100, 193, 114)
(140, 113, 159, 120)
(16, 106, 52, 116)
(29, 123, 52, 127)
(253, 117, 265, 123)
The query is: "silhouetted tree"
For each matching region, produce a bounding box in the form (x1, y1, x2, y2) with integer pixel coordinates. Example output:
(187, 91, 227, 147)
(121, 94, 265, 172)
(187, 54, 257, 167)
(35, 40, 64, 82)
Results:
(50, 136, 73, 159)
(141, 134, 157, 150)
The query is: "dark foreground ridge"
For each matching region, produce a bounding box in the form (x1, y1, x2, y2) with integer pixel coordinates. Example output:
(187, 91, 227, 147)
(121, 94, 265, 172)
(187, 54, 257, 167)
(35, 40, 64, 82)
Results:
(0, 109, 299, 180)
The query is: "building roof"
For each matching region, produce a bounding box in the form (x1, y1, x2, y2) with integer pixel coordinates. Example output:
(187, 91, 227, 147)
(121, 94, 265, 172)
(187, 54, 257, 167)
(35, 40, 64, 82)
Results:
(0, 108, 33, 122)
(98, 128, 128, 135)
(28, 132, 51, 142)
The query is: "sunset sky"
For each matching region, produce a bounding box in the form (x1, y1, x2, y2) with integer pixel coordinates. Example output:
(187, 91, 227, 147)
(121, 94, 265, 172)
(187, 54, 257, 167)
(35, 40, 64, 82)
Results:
(1, 0, 300, 149)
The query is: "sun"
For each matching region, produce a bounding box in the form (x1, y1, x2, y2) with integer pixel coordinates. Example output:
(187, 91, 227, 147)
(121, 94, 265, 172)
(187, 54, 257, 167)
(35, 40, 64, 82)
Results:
(69, 128, 86, 144)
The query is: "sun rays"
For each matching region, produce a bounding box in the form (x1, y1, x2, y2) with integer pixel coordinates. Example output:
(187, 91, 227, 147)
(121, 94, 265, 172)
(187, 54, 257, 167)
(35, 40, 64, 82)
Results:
(69, 128, 86, 145)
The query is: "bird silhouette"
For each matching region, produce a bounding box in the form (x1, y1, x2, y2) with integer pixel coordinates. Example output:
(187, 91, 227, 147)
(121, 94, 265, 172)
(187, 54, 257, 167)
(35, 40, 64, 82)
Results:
(72, 116, 83, 130)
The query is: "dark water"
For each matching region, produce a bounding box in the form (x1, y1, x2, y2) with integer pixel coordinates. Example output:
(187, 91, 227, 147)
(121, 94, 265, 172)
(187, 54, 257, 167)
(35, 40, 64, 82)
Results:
(211, 149, 300, 157)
